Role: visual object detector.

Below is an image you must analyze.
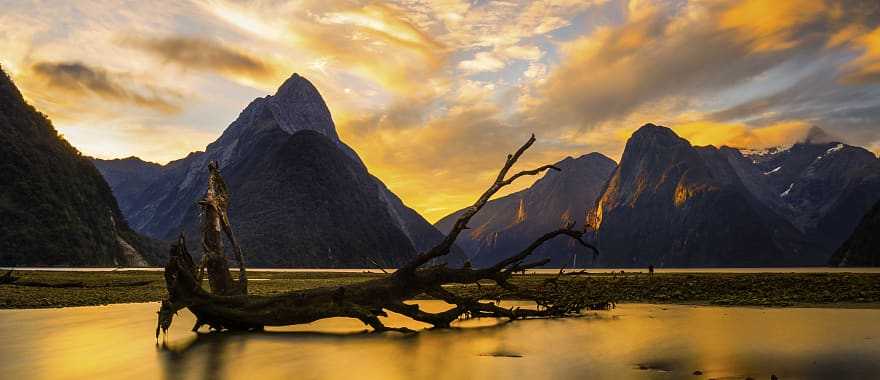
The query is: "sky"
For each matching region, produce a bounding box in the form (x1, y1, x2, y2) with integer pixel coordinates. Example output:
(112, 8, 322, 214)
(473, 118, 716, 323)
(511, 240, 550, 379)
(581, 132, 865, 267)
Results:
(2, 0, 880, 222)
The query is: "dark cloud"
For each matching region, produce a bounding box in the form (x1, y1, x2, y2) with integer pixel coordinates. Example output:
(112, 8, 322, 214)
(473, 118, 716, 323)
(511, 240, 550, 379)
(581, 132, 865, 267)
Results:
(123, 36, 276, 80)
(31, 61, 181, 113)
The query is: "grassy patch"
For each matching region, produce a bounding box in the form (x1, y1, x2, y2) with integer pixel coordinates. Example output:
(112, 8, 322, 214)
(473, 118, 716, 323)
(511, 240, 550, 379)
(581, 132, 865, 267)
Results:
(1, 271, 878, 309)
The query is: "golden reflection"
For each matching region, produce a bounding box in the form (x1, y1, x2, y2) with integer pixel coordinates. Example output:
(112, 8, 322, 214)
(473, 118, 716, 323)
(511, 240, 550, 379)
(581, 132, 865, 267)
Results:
(1, 302, 879, 379)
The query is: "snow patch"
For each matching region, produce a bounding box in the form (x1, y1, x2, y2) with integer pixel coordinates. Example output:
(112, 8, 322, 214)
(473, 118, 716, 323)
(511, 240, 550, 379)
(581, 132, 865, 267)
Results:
(816, 143, 845, 161)
(780, 183, 794, 197)
(739, 145, 792, 164)
(763, 166, 782, 175)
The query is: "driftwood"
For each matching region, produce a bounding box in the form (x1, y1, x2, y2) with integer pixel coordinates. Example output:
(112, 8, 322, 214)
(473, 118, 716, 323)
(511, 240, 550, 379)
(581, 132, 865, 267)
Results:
(196, 161, 247, 295)
(157, 135, 609, 337)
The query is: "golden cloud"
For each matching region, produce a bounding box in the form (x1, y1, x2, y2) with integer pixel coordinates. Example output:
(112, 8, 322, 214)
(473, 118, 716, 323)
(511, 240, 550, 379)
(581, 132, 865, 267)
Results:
(339, 104, 573, 222)
(458, 51, 506, 73)
(838, 26, 880, 84)
(719, 0, 828, 52)
(672, 120, 813, 149)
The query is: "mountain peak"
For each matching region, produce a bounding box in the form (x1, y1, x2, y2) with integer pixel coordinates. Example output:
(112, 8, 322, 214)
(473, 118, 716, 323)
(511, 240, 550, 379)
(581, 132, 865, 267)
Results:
(273, 73, 317, 101)
(627, 123, 689, 152)
(632, 123, 679, 139)
(267, 73, 339, 140)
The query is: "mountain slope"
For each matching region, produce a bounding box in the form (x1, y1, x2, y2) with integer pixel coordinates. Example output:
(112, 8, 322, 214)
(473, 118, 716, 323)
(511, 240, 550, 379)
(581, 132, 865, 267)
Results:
(0, 68, 162, 266)
(831, 200, 880, 266)
(435, 153, 616, 267)
(93, 156, 163, 217)
(586, 124, 818, 267)
(95, 73, 463, 267)
(187, 129, 417, 267)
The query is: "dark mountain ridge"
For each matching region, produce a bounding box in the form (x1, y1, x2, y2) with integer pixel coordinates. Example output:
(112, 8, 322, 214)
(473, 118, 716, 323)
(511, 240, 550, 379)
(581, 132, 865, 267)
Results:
(586, 124, 819, 267)
(0, 68, 163, 266)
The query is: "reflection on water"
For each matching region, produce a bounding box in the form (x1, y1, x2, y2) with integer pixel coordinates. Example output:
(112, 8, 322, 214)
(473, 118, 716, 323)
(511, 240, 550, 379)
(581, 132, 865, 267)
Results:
(1, 302, 878, 379)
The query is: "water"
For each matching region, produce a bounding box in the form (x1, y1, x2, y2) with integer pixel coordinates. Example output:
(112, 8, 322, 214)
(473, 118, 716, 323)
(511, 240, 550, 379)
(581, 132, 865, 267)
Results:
(1, 302, 878, 380)
(4, 267, 880, 273)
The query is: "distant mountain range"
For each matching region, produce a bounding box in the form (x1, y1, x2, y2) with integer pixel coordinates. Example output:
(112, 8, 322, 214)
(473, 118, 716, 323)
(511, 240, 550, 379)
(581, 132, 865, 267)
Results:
(739, 127, 880, 254)
(435, 153, 616, 267)
(5, 61, 876, 268)
(437, 123, 880, 267)
(94, 74, 464, 267)
(0, 68, 164, 266)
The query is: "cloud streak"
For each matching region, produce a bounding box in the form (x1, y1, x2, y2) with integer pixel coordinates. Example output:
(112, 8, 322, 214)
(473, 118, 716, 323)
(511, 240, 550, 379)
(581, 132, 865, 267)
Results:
(122, 36, 278, 83)
(30, 61, 181, 113)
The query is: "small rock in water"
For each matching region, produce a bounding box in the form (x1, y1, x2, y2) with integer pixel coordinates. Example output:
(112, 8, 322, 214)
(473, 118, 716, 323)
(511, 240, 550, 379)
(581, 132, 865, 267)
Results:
(692, 370, 703, 375)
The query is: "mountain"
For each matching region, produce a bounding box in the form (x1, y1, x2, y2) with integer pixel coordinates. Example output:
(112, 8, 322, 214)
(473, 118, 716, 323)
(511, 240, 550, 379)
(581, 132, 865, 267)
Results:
(92, 156, 163, 217)
(435, 153, 616, 267)
(585, 124, 820, 267)
(95, 73, 463, 267)
(830, 200, 880, 266)
(738, 129, 880, 253)
(0, 68, 163, 266)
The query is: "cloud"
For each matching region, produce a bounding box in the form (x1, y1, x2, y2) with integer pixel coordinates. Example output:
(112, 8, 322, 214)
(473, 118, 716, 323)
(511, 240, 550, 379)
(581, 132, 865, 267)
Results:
(458, 51, 506, 73)
(29, 61, 181, 113)
(197, 0, 451, 96)
(498, 44, 543, 61)
(522, 1, 880, 137)
(672, 120, 813, 149)
(122, 36, 279, 83)
(719, 0, 828, 52)
(838, 25, 880, 84)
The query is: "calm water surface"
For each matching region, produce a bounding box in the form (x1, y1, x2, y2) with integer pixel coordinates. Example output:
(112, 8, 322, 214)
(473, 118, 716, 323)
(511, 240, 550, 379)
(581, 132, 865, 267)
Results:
(0, 302, 878, 380)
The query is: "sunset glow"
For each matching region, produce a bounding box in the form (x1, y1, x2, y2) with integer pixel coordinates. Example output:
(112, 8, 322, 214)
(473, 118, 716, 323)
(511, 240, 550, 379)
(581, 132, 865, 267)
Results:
(3, 0, 880, 222)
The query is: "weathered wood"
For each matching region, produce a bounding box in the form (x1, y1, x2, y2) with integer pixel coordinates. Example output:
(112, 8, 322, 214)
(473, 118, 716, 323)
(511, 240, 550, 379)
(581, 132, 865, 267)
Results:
(157, 135, 609, 337)
(196, 161, 247, 296)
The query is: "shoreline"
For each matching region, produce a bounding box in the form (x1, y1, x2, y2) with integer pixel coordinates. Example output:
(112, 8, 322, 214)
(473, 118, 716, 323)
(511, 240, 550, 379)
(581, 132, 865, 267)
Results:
(1, 270, 879, 309)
